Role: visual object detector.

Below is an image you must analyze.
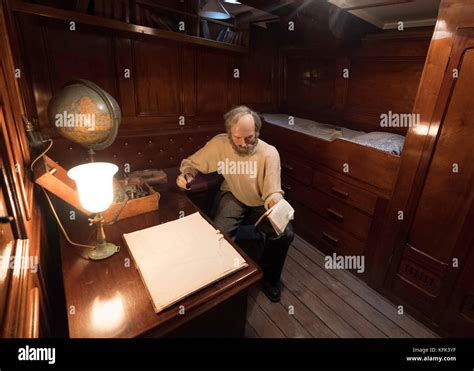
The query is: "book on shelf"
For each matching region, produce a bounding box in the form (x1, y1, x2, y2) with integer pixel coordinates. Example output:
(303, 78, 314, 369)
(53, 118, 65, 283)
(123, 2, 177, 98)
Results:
(201, 19, 210, 39)
(216, 27, 227, 42)
(222, 28, 232, 43)
(143, 8, 153, 27)
(225, 29, 235, 43)
(150, 14, 163, 29)
(161, 16, 178, 32)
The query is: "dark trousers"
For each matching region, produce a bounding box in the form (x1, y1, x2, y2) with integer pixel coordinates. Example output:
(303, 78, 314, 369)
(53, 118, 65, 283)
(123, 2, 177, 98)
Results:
(212, 191, 293, 285)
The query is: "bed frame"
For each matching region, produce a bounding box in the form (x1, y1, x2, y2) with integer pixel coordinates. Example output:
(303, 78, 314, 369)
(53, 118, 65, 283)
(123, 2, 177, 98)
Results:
(261, 119, 401, 282)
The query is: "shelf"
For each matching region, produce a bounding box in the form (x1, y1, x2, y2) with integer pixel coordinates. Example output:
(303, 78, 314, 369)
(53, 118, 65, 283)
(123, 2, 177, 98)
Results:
(12, 1, 247, 53)
(135, 0, 243, 29)
(136, 0, 199, 18)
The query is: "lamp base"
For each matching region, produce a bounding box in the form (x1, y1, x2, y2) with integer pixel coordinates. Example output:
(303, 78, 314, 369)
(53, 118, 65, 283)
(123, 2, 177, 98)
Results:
(88, 241, 120, 260)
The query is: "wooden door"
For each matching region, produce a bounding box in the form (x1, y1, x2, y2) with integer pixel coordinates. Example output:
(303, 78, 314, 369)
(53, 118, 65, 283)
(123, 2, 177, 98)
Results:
(0, 2, 50, 337)
(386, 29, 474, 328)
(0, 156, 17, 334)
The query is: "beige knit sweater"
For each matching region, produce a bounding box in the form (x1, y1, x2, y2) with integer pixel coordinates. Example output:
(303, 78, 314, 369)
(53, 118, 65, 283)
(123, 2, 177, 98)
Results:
(179, 134, 283, 209)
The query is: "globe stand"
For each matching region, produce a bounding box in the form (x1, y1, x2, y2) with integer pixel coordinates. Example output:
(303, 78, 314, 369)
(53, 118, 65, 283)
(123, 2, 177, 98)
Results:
(87, 148, 96, 163)
(88, 213, 120, 260)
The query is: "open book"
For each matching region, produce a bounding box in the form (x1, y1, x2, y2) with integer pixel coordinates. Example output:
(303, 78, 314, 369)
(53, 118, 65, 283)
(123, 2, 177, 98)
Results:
(123, 212, 248, 313)
(255, 199, 295, 236)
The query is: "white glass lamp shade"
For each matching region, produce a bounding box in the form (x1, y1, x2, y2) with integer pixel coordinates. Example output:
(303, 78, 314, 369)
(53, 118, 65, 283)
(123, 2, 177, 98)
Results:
(223, 0, 241, 3)
(199, 0, 231, 19)
(68, 162, 118, 213)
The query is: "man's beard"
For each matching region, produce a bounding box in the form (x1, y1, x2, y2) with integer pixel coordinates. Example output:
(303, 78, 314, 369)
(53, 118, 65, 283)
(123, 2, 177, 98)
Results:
(229, 136, 258, 156)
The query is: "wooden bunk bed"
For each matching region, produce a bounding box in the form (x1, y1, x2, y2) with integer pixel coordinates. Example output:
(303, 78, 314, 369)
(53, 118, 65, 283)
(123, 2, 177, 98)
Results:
(260, 115, 401, 281)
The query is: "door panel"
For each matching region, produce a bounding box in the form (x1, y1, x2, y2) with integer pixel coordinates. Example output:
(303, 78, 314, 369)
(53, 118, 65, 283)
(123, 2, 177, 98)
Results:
(388, 29, 474, 326)
(407, 48, 474, 261)
(0, 161, 16, 330)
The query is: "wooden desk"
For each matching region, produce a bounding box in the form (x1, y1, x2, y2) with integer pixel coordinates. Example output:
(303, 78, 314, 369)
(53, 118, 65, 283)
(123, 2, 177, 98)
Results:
(59, 190, 262, 338)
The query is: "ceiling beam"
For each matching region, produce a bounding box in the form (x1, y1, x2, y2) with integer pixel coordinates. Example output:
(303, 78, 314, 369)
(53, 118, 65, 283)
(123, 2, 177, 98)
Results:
(238, 0, 297, 16)
(328, 0, 415, 11)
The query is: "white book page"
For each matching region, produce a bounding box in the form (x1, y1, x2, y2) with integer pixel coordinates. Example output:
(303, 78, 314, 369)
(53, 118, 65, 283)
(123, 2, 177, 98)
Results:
(123, 212, 248, 313)
(267, 199, 295, 235)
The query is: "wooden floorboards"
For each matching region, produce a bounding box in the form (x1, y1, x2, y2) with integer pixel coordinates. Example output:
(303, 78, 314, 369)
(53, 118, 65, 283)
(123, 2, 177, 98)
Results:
(246, 234, 439, 338)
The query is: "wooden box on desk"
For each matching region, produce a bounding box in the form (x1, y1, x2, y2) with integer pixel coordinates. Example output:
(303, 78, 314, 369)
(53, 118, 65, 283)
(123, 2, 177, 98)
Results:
(105, 178, 160, 221)
(34, 155, 160, 222)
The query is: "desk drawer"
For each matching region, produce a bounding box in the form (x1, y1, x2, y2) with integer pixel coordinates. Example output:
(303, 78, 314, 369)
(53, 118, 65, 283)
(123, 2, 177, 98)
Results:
(312, 170, 378, 216)
(280, 152, 312, 186)
(290, 200, 365, 257)
(283, 175, 372, 242)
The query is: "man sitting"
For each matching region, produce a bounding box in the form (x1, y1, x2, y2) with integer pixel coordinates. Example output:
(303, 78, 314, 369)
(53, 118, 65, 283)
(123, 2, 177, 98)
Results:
(176, 105, 294, 302)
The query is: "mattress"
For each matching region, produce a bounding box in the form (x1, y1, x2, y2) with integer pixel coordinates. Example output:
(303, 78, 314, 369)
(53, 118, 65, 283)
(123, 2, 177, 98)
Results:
(261, 113, 405, 155)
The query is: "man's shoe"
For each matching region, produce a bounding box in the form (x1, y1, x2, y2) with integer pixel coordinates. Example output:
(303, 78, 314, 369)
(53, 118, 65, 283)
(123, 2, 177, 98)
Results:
(262, 282, 281, 302)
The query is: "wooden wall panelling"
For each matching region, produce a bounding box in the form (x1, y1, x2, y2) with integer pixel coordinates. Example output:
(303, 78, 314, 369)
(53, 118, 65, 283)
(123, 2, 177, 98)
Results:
(195, 48, 233, 118)
(437, 204, 474, 337)
(114, 37, 136, 118)
(44, 21, 118, 104)
(0, 157, 16, 334)
(354, 32, 433, 58)
(182, 45, 196, 117)
(385, 28, 474, 321)
(229, 50, 241, 111)
(367, 0, 474, 334)
(342, 56, 425, 135)
(407, 48, 474, 261)
(240, 26, 276, 112)
(1, 238, 28, 337)
(16, 12, 275, 134)
(0, 8, 33, 225)
(47, 126, 224, 173)
(3, 2, 36, 187)
(133, 37, 182, 117)
(0, 103, 26, 238)
(16, 15, 120, 131)
(1, 3, 81, 337)
(333, 56, 349, 113)
(279, 31, 431, 134)
(280, 50, 338, 123)
(370, 23, 468, 287)
(15, 13, 52, 128)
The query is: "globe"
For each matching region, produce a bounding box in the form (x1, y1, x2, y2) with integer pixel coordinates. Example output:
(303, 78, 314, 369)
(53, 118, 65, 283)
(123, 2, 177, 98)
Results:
(47, 79, 121, 151)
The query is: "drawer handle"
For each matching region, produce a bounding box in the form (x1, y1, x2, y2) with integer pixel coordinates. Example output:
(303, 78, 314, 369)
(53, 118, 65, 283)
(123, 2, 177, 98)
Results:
(322, 232, 339, 245)
(331, 187, 349, 198)
(327, 208, 344, 220)
(282, 183, 292, 192)
(282, 163, 294, 172)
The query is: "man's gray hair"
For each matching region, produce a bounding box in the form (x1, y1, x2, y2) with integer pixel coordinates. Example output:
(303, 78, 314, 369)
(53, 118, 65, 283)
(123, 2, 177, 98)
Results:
(224, 106, 262, 136)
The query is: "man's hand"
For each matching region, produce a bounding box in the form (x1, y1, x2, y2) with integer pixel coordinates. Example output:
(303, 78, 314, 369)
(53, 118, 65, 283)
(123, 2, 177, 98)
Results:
(268, 193, 284, 209)
(176, 173, 195, 190)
